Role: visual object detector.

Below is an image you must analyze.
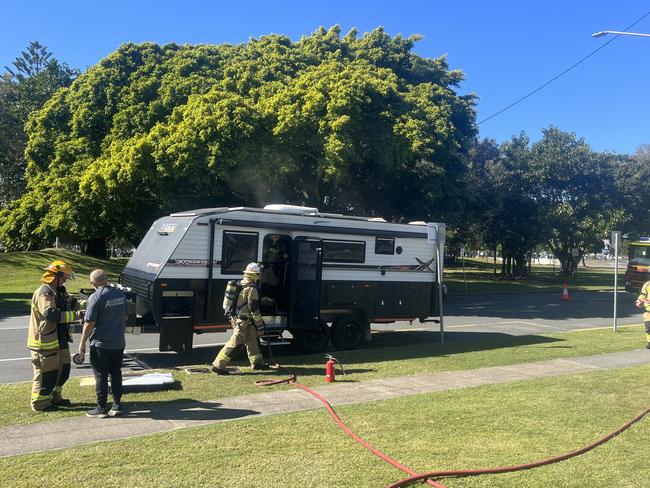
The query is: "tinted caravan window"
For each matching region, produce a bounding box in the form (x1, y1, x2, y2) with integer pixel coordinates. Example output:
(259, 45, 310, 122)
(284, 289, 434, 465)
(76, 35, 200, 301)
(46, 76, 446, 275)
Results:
(323, 240, 365, 263)
(221, 231, 258, 274)
(375, 237, 395, 255)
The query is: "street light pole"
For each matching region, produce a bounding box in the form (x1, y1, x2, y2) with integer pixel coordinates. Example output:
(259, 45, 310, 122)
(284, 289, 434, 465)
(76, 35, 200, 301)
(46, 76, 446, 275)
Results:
(591, 28, 646, 330)
(593, 30, 650, 38)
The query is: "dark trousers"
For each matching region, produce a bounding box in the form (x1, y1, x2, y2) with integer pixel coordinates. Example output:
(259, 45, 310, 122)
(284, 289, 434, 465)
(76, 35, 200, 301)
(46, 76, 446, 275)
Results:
(90, 346, 124, 408)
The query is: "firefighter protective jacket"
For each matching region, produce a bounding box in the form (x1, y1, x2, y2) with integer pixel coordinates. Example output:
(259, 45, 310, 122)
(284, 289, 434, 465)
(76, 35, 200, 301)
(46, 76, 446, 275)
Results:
(234, 277, 264, 329)
(28, 284, 76, 352)
(637, 281, 650, 322)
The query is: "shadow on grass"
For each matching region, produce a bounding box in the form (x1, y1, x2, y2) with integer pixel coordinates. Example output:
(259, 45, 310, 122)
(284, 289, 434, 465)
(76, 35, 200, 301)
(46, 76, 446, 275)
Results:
(130, 329, 561, 376)
(54, 402, 96, 413)
(121, 380, 184, 394)
(5, 399, 259, 424)
(0, 293, 31, 313)
(122, 398, 259, 421)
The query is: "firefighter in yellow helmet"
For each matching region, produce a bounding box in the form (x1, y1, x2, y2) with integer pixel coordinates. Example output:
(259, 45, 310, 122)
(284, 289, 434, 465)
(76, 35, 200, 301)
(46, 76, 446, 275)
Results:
(211, 262, 270, 374)
(27, 260, 82, 411)
(635, 280, 650, 349)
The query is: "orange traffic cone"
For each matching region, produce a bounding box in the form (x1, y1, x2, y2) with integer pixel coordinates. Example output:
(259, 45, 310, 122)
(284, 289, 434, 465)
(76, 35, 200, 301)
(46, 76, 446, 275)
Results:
(561, 282, 570, 301)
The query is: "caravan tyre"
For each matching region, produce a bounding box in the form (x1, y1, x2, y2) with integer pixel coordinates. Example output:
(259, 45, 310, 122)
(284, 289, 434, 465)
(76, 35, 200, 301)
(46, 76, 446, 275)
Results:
(331, 316, 364, 350)
(291, 321, 330, 353)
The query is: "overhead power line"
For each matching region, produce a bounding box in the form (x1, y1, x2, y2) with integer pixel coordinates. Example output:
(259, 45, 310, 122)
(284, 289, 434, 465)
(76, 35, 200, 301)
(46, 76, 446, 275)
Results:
(477, 10, 650, 125)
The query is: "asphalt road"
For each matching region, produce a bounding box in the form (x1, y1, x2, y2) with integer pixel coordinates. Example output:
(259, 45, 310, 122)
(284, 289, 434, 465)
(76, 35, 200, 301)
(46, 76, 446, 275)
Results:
(1, 290, 642, 384)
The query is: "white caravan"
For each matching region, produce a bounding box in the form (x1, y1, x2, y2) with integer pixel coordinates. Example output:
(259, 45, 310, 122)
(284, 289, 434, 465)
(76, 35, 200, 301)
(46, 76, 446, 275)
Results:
(120, 205, 444, 353)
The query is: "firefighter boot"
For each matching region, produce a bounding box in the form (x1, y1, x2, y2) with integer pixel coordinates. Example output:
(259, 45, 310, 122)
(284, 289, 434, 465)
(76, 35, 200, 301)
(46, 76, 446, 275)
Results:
(210, 366, 230, 375)
(252, 363, 271, 371)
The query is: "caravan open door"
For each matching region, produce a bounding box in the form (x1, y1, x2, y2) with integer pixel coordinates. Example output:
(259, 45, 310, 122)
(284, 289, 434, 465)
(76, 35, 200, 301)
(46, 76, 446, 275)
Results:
(288, 237, 322, 329)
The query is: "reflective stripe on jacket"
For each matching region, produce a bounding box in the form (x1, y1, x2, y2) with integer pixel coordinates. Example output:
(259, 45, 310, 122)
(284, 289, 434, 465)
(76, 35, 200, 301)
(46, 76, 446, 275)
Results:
(27, 284, 75, 352)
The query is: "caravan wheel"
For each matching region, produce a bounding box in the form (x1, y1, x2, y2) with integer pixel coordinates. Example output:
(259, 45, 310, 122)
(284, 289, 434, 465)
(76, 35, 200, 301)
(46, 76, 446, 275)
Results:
(331, 316, 364, 350)
(291, 321, 330, 353)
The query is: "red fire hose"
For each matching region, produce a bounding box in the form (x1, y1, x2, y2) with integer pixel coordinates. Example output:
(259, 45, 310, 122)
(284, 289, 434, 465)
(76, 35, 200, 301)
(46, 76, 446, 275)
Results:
(255, 344, 443, 487)
(256, 340, 649, 488)
(387, 404, 650, 487)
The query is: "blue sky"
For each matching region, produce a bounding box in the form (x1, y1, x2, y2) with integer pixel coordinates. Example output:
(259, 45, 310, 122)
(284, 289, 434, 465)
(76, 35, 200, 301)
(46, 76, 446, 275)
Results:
(2, 0, 649, 154)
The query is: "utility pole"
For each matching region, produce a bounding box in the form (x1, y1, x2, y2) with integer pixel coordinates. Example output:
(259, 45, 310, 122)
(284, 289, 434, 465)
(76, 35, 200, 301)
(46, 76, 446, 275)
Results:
(428, 223, 446, 346)
(612, 230, 621, 332)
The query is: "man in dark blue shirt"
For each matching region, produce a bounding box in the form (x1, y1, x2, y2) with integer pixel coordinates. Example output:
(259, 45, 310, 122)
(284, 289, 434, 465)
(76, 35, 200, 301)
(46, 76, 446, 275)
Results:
(78, 269, 128, 418)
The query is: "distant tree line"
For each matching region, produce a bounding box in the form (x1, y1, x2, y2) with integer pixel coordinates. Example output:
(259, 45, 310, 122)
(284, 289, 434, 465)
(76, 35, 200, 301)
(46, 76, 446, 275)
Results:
(459, 133, 650, 276)
(1, 28, 649, 274)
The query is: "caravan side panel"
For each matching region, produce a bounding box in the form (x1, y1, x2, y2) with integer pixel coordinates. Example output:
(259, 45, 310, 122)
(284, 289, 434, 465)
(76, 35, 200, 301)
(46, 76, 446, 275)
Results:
(121, 215, 194, 318)
(288, 231, 436, 322)
(125, 216, 194, 276)
(158, 220, 229, 326)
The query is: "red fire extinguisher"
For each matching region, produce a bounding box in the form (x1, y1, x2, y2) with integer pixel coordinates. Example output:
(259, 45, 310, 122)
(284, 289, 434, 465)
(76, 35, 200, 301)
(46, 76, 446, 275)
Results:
(326, 355, 336, 383)
(325, 354, 346, 383)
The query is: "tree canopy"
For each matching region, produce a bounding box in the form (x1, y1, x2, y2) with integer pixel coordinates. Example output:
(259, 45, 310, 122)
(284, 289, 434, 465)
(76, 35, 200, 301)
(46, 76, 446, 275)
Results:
(0, 27, 477, 255)
(466, 133, 542, 276)
(1, 30, 647, 274)
(4, 41, 52, 81)
(465, 127, 635, 275)
(0, 42, 78, 208)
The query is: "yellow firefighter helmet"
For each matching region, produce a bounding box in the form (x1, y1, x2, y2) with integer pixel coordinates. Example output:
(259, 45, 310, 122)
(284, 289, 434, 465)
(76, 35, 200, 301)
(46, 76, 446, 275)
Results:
(243, 262, 261, 281)
(243, 262, 261, 274)
(41, 260, 76, 283)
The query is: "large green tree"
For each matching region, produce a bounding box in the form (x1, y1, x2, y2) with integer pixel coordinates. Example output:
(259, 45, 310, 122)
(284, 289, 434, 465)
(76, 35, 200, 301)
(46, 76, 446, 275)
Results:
(529, 127, 623, 274)
(464, 134, 542, 277)
(1, 27, 476, 256)
(0, 42, 78, 207)
(463, 138, 500, 260)
(5, 41, 52, 81)
(489, 133, 542, 276)
(0, 75, 23, 206)
(611, 145, 650, 238)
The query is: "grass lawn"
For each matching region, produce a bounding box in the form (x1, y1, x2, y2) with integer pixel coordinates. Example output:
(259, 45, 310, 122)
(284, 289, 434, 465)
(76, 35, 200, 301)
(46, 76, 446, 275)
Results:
(444, 258, 624, 295)
(0, 325, 645, 428)
(0, 364, 647, 487)
(0, 249, 126, 312)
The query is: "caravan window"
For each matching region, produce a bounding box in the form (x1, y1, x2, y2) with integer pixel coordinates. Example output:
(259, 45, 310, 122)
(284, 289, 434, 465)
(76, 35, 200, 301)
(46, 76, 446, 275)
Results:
(375, 237, 395, 255)
(323, 240, 365, 263)
(221, 231, 258, 274)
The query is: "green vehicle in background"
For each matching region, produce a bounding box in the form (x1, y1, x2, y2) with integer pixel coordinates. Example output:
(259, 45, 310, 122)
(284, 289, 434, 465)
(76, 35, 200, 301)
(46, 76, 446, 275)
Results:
(625, 238, 650, 292)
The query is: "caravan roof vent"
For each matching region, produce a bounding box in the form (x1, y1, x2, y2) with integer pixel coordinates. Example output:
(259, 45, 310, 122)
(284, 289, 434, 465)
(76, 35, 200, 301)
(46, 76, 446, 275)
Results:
(264, 204, 319, 215)
(368, 217, 387, 222)
(408, 221, 427, 225)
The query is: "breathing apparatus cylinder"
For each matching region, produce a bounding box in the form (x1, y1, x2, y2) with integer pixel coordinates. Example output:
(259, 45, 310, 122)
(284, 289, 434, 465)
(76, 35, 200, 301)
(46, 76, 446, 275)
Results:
(325, 356, 336, 383)
(222, 280, 239, 316)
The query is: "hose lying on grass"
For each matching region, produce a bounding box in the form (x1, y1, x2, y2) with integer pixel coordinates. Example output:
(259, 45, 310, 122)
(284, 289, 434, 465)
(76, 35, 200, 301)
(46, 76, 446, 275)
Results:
(255, 341, 649, 488)
(386, 404, 650, 487)
(254, 345, 443, 487)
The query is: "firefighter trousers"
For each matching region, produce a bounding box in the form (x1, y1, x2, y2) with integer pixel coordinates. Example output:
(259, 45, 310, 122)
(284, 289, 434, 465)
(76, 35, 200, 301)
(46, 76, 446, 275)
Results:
(30, 348, 71, 411)
(645, 321, 650, 348)
(213, 319, 264, 369)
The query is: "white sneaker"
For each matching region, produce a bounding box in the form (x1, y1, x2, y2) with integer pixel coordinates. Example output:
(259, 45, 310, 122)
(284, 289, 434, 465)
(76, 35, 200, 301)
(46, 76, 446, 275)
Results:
(109, 402, 123, 416)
